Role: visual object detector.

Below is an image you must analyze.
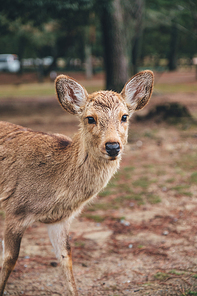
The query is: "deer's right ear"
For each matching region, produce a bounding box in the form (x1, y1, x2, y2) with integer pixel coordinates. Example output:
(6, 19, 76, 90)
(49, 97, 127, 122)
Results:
(55, 75, 88, 115)
(121, 70, 154, 113)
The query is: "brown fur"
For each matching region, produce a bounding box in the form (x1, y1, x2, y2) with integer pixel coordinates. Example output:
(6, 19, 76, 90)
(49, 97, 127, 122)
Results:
(0, 70, 153, 296)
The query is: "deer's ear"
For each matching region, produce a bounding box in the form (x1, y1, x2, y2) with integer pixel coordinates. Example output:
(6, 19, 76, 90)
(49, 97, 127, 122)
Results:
(55, 75, 88, 115)
(121, 70, 154, 113)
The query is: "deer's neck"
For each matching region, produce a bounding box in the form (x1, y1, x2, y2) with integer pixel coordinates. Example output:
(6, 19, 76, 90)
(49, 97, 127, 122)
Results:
(70, 132, 120, 191)
(57, 133, 120, 219)
(39, 132, 120, 224)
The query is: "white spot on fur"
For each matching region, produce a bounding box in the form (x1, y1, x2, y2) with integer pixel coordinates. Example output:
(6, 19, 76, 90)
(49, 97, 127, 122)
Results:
(2, 239, 4, 260)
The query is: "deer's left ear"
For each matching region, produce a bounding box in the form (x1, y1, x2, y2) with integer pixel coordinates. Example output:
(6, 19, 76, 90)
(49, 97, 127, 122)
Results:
(121, 70, 154, 113)
(55, 75, 88, 115)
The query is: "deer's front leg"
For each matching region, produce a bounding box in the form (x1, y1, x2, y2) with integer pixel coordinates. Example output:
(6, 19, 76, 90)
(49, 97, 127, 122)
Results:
(47, 221, 78, 296)
(0, 218, 26, 296)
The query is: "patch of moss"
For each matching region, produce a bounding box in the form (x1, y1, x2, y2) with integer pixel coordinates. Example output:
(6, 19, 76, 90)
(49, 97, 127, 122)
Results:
(88, 202, 116, 211)
(99, 190, 112, 197)
(157, 170, 166, 176)
(84, 214, 105, 223)
(183, 291, 197, 296)
(143, 164, 155, 170)
(169, 269, 184, 275)
(122, 166, 135, 179)
(171, 185, 192, 196)
(117, 183, 133, 193)
(138, 245, 144, 249)
(176, 153, 197, 170)
(123, 166, 135, 172)
(124, 193, 144, 205)
(74, 241, 85, 247)
(172, 185, 190, 191)
(154, 272, 169, 281)
(166, 178, 175, 183)
(147, 194, 162, 204)
(182, 192, 193, 197)
(190, 172, 197, 184)
(132, 177, 151, 189)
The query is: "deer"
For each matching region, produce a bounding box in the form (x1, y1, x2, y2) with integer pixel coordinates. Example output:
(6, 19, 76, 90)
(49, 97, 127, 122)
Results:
(0, 70, 153, 295)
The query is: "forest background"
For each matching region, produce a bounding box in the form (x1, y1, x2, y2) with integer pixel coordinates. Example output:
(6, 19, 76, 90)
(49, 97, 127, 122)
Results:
(0, 0, 197, 91)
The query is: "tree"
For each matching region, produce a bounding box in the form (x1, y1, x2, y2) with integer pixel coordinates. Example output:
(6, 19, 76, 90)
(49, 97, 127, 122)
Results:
(100, 0, 129, 91)
(0, 1, 94, 79)
(130, 0, 145, 74)
(168, 20, 179, 71)
(0, 0, 141, 90)
(143, 0, 197, 70)
(2, 0, 196, 88)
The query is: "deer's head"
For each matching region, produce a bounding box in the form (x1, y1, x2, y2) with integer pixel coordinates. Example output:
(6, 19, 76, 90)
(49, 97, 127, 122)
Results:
(55, 71, 154, 161)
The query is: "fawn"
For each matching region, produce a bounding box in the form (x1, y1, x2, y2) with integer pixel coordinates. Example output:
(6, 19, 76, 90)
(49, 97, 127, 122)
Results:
(0, 70, 153, 295)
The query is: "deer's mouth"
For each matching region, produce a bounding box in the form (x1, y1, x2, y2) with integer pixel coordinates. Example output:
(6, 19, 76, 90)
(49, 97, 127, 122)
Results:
(101, 152, 121, 161)
(109, 156, 118, 161)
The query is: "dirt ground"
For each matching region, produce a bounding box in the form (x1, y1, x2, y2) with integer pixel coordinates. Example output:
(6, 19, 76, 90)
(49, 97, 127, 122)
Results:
(0, 70, 197, 296)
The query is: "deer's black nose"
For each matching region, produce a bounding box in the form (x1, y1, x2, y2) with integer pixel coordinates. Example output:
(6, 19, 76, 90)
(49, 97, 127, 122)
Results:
(105, 142, 120, 157)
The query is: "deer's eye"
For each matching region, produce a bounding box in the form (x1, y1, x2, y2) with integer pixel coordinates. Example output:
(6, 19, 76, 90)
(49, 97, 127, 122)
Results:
(87, 117, 96, 124)
(121, 115, 128, 122)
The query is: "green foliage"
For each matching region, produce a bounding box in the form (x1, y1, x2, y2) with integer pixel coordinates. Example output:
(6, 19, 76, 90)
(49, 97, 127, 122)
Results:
(143, 0, 197, 67)
(154, 272, 169, 281)
(1, 0, 197, 72)
(0, 0, 106, 67)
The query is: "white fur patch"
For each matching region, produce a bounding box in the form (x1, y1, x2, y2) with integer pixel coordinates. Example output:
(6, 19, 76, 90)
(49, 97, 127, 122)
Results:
(2, 239, 4, 260)
(47, 220, 69, 260)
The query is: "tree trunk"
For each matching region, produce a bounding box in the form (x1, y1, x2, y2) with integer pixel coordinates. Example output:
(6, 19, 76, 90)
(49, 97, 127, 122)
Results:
(101, 0, 129, 92)
(17, 34, 27, 75)
(168, 21, 179, 71)
(84, 25, 93, 79)
(85, 44, 93, 79)
(132, 0, 144, 75)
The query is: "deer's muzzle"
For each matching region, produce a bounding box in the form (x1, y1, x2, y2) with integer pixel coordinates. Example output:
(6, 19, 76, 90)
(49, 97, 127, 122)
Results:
(105, 142, 120, 157)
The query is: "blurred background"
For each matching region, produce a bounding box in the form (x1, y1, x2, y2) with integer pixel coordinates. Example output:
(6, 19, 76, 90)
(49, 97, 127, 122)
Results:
(1, 1, 197, 296)
(0, 0, 197, 90)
